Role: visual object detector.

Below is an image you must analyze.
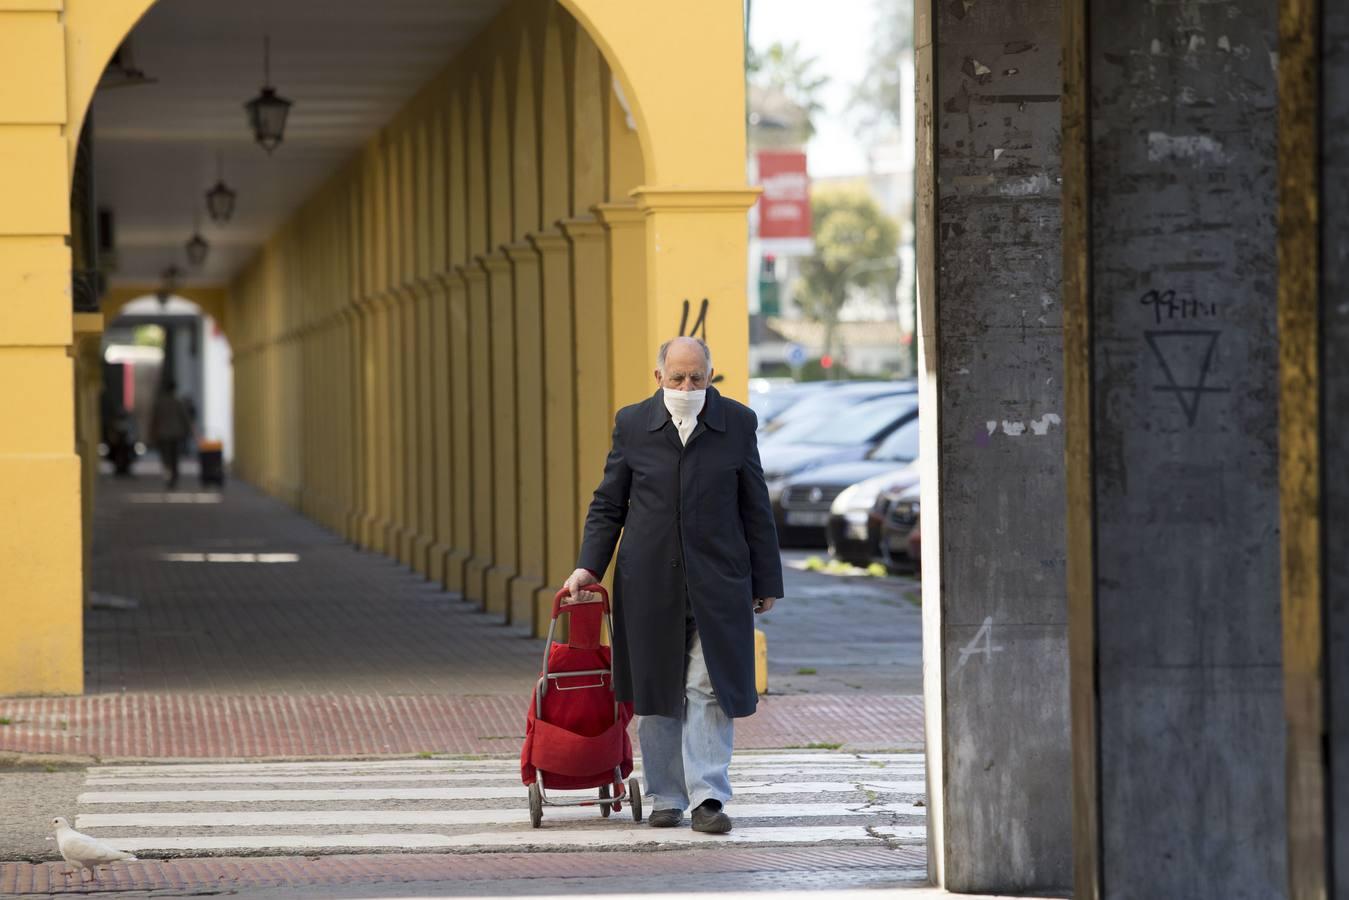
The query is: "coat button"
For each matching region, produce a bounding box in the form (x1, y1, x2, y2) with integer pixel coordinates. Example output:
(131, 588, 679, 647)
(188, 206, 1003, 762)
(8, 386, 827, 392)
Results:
(671, 559, 680, 568)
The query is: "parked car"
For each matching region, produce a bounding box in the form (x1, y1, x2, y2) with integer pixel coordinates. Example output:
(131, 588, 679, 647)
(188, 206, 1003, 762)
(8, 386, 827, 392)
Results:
(761, 380, 914, 438)
(878, 483, 921, 574)
(769, 408, 920, 548)
(749, 381, 834, 432)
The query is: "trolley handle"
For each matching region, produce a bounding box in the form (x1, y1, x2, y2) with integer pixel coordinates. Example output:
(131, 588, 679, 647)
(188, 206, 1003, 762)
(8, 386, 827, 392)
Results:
(552, 583, 610, 617)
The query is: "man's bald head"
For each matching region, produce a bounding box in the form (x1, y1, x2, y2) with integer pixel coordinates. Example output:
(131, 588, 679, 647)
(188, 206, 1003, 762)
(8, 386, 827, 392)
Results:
(655, 337, 714, 391)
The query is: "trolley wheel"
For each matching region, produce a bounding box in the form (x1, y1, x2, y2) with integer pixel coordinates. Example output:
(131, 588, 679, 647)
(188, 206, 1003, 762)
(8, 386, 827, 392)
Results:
(629, 777, 643, 822)
(529, 781, 543, 828)
(599, 783, 612, 817)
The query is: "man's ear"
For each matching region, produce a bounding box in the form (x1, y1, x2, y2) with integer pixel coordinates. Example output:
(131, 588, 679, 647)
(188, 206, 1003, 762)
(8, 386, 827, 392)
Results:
(707, 368, 715, 385)
(653, 369, 663, 386)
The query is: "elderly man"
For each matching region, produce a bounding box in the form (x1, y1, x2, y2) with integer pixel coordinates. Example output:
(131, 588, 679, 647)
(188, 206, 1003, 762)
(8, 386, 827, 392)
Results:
(564, 336, 783, 834)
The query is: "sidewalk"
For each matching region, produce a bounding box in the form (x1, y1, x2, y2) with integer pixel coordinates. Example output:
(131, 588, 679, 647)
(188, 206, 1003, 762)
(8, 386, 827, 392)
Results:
(1, 470, 922, 758)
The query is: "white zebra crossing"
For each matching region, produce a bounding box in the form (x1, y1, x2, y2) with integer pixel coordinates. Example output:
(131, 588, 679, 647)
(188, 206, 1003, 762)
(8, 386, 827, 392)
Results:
(71, 751, 928, 855)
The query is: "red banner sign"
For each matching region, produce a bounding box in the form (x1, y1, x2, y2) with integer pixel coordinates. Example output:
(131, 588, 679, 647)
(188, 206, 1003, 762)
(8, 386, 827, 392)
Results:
(756, 150, 811, 240)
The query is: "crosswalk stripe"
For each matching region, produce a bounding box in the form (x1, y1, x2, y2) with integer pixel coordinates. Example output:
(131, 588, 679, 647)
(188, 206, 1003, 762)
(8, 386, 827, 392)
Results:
(86, 753, 923, 777)
(74, 750, 929, 860)
(85, 766, 923, 787)
(75, 802, 926, 830)
(98, 824, 920, 853)
(78, 781, 926, 805)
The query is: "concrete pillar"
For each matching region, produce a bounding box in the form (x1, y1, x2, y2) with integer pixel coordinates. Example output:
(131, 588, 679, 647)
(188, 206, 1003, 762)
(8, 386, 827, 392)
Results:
(1062, 0, 1285, 896)
(1324, 6, 1349, 891)
(914, 1, 1071, 890)
(1280, 2, 1344, 894)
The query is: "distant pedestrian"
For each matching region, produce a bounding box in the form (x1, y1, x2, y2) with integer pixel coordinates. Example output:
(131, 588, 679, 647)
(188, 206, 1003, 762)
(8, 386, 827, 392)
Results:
(564, 336, 784, 834)
(149, 378, 192, 489)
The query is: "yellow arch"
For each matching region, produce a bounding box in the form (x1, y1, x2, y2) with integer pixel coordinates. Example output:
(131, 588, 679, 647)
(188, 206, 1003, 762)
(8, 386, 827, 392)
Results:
(63, 0, 745, 186)
(101, 285, 232, 340)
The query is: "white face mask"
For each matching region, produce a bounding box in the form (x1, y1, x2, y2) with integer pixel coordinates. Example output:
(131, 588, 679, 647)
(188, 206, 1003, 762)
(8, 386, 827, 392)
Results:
(663, 388, 706, 422)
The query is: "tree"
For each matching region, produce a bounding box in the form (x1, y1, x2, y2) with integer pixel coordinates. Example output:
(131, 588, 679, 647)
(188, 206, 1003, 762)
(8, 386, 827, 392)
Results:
(793, 189, 900, 376)
(747, 41, 829, 140)
(850, 0, 914, 139)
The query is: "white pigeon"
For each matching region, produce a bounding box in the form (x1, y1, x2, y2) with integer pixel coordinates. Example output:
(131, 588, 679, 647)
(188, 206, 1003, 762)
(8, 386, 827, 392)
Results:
(51, 816, 137, 882)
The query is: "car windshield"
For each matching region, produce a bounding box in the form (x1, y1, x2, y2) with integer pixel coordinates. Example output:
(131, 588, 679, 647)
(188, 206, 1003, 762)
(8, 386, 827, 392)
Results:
(750, 386, 817, 424)
(869, 417, 920, 462)
(770, 395, 917, 446)
(764, 382, 901, 433)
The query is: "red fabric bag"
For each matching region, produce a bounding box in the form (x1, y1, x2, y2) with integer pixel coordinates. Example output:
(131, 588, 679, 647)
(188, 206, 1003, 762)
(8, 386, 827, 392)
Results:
(520, 595, 634, 790)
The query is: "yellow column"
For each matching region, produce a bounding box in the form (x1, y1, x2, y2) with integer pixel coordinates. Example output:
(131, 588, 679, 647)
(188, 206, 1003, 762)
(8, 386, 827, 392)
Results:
(355, 301, 379, 549)
(426, 103, 453, 585)
(413, 114, 437, 579)
(462, 80, 493, 608)
(445, 271, 474, 593)
(632, 189, 759, 403)
(427, 275, 452, 585)
(505, 240, 547, 633)
(443, 92, 473, 594)
(0, 4, 83, 694)
(461, 263, 493, 607)
(482, 251, 519, 619)
(388, 130, 412, 566)
(73, 313, 103, 610)
(530, 230, 578, 621)
(482, 59, 519, 620)
(595, 203, 648, 416)
(506, 33, 546, 634)
(560, 217, 610, 536)
(374, 297, 396, 555)
(397, 129, 422, 569)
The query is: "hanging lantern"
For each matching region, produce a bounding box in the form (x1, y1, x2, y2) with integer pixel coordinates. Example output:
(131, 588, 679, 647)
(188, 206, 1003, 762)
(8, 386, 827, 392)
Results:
(156, 265, 180, 306)
(206, 152, 236, 223)
(185, 232, 209, 268)
(245, 36, 293, 154)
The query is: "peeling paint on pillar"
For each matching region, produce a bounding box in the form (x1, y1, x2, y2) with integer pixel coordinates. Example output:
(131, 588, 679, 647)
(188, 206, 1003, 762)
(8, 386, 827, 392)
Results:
(1324, 0, 1349, 883)
(928, 0, 1071, 892)
(1087, 0, 1285, 896)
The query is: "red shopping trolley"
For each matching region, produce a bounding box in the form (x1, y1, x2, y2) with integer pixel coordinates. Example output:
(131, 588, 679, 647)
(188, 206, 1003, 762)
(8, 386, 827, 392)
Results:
(520, 585, 642, 827)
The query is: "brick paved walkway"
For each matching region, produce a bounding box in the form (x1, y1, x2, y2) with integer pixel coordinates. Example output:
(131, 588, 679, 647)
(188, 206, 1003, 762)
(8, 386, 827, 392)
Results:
(0, 470, 924, 757)
(1, 847, 928, 895)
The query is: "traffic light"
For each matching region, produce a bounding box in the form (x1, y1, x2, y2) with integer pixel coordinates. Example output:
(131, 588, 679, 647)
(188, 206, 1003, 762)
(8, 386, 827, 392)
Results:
(820, 354, 833, 369)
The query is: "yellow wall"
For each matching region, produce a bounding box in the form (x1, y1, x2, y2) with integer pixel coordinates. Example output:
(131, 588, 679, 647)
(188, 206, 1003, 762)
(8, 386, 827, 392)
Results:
(0, 0, 754, 694)
(0, 3, 84, 695)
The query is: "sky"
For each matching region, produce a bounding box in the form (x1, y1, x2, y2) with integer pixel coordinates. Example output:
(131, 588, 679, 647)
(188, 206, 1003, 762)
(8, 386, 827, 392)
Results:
(748, 0, 878, 178)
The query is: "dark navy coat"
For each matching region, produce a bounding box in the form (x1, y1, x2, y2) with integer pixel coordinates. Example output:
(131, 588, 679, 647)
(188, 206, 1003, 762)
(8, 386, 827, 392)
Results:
(577, 386, 784, 719)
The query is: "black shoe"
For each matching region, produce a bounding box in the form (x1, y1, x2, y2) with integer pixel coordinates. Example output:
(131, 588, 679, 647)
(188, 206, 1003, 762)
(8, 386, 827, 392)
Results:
(648, 808, 683, 828)
(691, 800, 732, 834)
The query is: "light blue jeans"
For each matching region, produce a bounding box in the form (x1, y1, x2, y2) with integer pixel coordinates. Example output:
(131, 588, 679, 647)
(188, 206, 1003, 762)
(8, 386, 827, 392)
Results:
(637, 630, 735, 812)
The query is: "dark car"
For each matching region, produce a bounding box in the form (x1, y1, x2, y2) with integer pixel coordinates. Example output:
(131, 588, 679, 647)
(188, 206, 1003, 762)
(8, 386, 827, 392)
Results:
(772, 414, 921, 550)
(878, 483, 921, 574)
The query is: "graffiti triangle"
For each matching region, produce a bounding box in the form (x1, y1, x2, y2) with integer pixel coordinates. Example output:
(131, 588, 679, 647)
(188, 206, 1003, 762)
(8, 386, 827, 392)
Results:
(1144, 329, 1229, 427)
